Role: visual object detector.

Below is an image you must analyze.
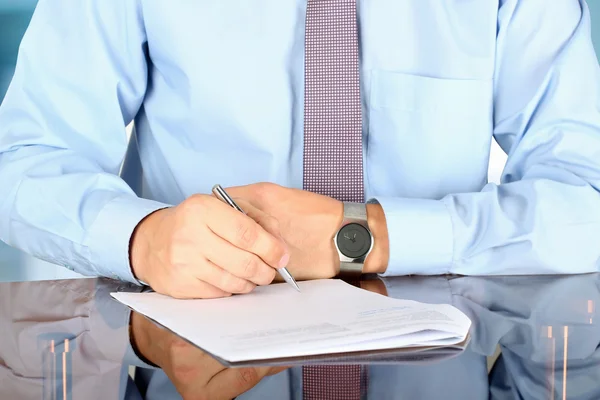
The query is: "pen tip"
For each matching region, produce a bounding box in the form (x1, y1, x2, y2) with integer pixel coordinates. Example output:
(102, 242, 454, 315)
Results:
(288, 278, 301, 292)
(279, 268, 301, 292)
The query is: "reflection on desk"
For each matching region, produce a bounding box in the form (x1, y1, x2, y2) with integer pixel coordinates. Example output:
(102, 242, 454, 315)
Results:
(0, 274, 599, 399)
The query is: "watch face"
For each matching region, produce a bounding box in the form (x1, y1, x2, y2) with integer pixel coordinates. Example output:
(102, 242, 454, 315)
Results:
(336, 223, 372, 259)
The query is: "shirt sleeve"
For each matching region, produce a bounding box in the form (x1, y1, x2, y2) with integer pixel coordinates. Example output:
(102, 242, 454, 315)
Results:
(0, 0, 169, 283)
(376, 0, 600, 276)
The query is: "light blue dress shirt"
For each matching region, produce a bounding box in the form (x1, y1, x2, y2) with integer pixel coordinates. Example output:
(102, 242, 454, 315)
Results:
(1, 0, 600, 283)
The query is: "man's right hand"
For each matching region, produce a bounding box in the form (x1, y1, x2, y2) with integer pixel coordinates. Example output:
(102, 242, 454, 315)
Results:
(131, 312, 286, 400)
(130, 194, 290, 298)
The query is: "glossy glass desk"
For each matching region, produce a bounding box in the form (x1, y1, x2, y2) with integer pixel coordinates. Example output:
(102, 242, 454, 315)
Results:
(1, 271, 599, 399)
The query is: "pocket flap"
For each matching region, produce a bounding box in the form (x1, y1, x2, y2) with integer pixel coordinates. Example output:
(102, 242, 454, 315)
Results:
(371, 70, 492, 115)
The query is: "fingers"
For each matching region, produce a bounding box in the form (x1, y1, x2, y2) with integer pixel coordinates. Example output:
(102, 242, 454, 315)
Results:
(359, 279, 388, 296)
(164, 338, 230, 398)
(142, 194, 289, 300)
(195, 258, 258, 293)
(203, 198, 288, 270)
(167, 236, 262, 294)
(158, 274, 231, 300)
(233, 199, 290, 271)
(201, 233, 277, 286)
(206, 367, 276, 400)
(237, 200, 287, 247)
(165, 334, 288, 400)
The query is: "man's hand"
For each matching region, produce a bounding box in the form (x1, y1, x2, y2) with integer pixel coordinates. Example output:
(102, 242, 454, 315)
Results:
(130, 195, 290, 298)
(360, 278, 389, 296)
(130, 312, 286, 400)
(226, 183, 389, 280)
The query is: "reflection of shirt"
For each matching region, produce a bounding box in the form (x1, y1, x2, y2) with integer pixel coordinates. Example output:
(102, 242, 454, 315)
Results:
(2, 1, 600, 283)
(0, 279, 139, 399)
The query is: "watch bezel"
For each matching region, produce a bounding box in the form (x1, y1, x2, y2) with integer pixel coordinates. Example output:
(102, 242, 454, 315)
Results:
(334, 206, 374, 267)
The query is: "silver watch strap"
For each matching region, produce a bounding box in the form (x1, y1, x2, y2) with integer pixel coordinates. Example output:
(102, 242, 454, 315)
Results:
(342, 202, 367, 220)
(339, 261, 364, 277)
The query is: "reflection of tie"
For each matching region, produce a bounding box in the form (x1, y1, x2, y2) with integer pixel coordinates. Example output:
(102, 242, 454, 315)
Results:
(302, 0, 365, 399)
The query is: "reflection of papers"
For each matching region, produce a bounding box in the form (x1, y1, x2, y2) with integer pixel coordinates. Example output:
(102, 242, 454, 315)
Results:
(231, 335, 472, 367)
(112, 279, 471, 363)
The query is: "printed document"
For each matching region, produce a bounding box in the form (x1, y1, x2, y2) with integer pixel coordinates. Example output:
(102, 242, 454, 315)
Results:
(112, 279, 471, 363)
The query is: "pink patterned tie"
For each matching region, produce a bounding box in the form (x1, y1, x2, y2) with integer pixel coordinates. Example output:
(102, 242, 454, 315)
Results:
(302, 0, 365, 399)
(303, 0, 364, 203)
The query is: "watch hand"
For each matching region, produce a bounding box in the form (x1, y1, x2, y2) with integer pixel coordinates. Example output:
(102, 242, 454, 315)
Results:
(344, 233, 357, 243)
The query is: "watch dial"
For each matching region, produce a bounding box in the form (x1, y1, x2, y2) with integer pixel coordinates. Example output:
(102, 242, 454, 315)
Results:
(337, 223, 371, 259)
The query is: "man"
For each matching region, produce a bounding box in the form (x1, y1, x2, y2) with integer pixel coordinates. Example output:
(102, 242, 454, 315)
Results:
(1, 0, 600, 398)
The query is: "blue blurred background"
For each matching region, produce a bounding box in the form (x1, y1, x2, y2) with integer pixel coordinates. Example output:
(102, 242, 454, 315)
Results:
(593, 1, 600, 52)
(1, 0, 600, 281)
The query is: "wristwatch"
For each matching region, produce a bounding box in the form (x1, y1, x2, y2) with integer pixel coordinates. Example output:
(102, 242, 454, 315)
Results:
(334, 202, 374, 277)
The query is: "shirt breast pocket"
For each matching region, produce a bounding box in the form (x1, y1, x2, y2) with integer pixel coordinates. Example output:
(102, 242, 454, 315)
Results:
(367, 70, 493, 199)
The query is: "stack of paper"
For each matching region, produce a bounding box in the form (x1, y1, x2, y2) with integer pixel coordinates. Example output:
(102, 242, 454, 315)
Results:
(112, 279, 471, 366)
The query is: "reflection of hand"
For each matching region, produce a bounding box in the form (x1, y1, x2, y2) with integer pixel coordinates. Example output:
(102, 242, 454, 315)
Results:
(130, 312, 286, 400)
(360, 279, 389, 297)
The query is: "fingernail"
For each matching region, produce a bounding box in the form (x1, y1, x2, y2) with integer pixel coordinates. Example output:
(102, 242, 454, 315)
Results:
(278, 253, 290, 269)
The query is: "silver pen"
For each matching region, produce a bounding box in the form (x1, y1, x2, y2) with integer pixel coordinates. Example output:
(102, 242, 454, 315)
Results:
(212, 184, 301, 292)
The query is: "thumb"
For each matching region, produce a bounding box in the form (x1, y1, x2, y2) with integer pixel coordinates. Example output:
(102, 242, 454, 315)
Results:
(266, 366, 290, 376)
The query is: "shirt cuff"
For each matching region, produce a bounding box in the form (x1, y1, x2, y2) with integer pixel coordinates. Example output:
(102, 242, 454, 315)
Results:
(88, 281, 134, 364)
(371, 197, 454, 276)
(85, 194, 170, 284)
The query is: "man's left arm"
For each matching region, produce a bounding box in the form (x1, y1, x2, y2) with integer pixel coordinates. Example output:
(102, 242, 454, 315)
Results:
(233, 0, 600, 277)
(373, 0, 600, 276)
